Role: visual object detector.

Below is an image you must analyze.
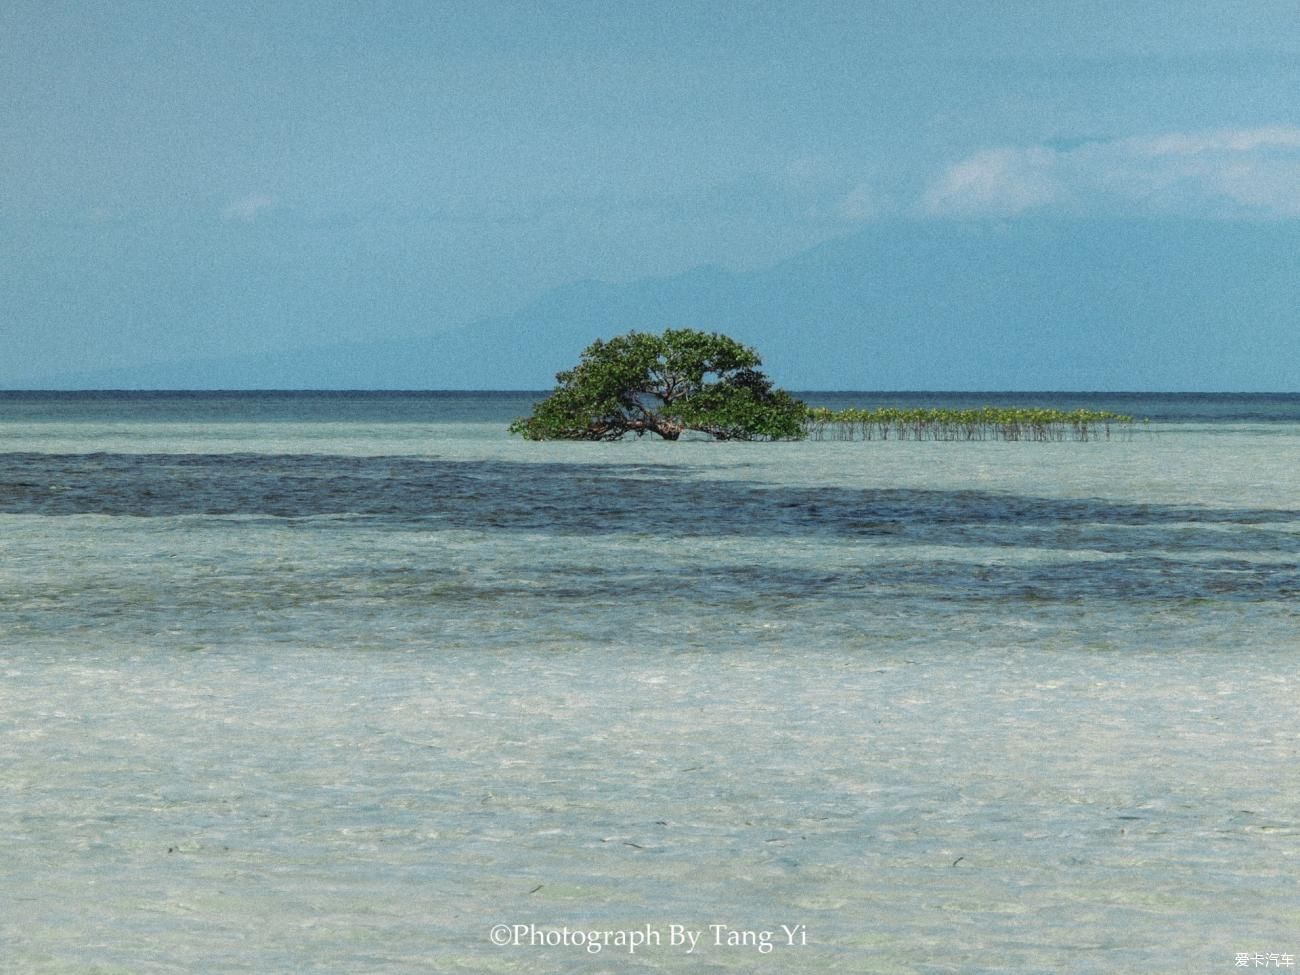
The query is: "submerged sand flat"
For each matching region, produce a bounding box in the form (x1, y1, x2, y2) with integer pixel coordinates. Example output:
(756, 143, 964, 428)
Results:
(1, 394, 1297, 972)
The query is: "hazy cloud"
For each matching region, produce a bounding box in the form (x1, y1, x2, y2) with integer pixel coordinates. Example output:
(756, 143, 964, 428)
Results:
(836, 182, 879, 222)
(222, 193, 280, 222)
(923, 126, 1300, 218)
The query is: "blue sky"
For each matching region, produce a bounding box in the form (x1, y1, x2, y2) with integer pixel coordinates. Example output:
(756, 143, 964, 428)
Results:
(2, 0, 1297, 386)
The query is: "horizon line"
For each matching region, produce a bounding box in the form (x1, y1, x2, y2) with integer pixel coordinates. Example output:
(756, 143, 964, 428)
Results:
(2, 388, 1298, 397)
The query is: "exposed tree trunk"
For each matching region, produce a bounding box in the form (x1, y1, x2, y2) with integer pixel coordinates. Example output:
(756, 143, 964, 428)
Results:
(651, 418, 684, 440)
(590, 416, 686, 440)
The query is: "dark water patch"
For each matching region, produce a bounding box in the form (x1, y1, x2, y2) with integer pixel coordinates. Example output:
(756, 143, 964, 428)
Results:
(0, 455, 1296, 613)
(2, 454, 1297, 557)
(442, 556, 1298, 603)
(528, 558, 1300, 604)
(3, 555, 1293, 644)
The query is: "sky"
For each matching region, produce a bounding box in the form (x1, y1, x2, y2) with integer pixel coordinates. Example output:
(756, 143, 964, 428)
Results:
(2, 0, 1298, 386)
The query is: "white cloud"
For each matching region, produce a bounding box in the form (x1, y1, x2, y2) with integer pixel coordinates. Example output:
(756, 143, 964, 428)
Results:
(222, 193, 280, 222)
(923, 126, 1300, 219)
(1130, 127, 1300, 157)
(922, 147, 1062, 216)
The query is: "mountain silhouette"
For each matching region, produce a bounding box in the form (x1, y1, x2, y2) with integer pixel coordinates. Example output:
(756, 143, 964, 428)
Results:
(22, 218, 1299, 391)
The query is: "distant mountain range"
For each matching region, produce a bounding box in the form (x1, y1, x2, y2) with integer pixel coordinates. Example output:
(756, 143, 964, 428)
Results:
(21, 219, 1300, 391)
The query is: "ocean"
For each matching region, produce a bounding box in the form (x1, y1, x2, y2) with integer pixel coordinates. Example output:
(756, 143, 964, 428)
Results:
(2, 391, 1297, 973)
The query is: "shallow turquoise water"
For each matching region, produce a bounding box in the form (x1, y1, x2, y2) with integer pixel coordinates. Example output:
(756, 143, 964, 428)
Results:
(1, 394, 1297, 972)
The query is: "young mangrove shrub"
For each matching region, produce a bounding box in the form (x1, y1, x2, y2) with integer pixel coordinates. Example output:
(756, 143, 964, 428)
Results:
(510, 329, 808, 441)
(801, 406, 1134, 442)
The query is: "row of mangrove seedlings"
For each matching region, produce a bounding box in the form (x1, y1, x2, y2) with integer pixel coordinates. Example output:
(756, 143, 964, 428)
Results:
(801, 406, 1135, 442)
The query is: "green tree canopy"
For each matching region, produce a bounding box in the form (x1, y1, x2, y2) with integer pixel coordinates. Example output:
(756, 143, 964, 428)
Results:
(509, 329, 807, 441)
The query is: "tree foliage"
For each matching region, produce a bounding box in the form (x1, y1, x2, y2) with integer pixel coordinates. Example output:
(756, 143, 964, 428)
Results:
(509, 329, 807, 441)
